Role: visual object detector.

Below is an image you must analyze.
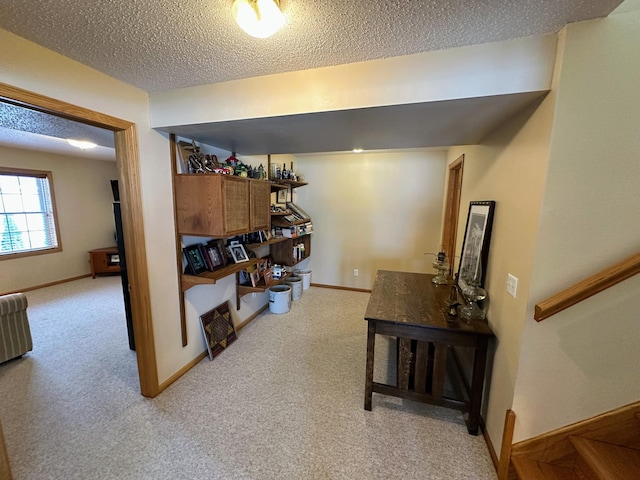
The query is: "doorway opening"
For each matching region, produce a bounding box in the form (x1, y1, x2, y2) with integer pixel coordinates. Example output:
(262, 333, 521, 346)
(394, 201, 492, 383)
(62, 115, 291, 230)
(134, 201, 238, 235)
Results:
(441, 154, 464, 274)
(0, 82, 159, 397)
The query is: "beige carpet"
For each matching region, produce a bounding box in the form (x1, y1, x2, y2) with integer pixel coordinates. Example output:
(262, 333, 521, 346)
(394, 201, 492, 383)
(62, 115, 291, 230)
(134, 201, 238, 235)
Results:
(0, 276, 496, 479)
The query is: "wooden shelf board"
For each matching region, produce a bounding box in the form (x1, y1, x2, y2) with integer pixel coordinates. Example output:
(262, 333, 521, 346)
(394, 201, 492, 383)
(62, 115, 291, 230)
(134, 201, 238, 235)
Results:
(245, 237, 289, 249)
(271, 217, 311, 227)
(237, 272, 293, 296)
(181, 258, 259, 292)
(273, 179, 308, 188)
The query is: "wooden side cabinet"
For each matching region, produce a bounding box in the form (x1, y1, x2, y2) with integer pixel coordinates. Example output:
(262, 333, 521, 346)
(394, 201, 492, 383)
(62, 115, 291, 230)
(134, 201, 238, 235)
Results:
(89, 246, 120, 278)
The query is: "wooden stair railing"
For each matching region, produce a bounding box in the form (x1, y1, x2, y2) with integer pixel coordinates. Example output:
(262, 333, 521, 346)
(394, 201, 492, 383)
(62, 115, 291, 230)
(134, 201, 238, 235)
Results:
(534, 252, 640, 322)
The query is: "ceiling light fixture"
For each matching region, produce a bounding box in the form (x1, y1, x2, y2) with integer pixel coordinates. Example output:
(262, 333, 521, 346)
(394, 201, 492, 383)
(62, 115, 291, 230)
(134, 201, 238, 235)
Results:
(67, 139, 97, 150)
(352, 148, 363, 153)
(232, 0, 284, 38)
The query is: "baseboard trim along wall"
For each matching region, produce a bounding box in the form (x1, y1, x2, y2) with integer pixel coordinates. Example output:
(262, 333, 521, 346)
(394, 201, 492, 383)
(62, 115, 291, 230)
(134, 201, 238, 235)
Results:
(1, 274, 92, 296)
(311, 283, 372, 293)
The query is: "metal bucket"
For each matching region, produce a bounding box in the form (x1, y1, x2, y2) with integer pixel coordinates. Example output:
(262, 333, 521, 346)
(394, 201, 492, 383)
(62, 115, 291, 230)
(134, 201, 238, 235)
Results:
(285, 276, 303, 300)
(268, 285, 291, 314)
(294, 270, 312, 290)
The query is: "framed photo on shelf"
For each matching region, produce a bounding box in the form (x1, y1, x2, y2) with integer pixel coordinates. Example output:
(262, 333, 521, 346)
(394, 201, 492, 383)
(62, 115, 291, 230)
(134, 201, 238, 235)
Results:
(457, 200, 496, 290)
(198, 244, 214, 271)
(277, 188, 288, 204)
(183, 244, 208, 275)
(263, 268, 274, 286)
(206, 244, 223, 268)
(249, 268, 260, 287)
(230, 244, 249, 263)
(258, 257, 269, 275)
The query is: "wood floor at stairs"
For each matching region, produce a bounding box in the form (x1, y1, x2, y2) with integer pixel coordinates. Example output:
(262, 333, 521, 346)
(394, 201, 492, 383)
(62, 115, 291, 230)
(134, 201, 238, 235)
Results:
(512, 455, 578, 479)
(509, 401, 640, 479)
(570, 436, 640, 480)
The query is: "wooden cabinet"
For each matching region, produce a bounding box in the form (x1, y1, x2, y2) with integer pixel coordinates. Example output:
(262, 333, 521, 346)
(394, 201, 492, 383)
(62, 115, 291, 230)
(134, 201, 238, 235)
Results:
(174, 173, 272, 238)
(89, 246, 120, 278)
(270, 234, 312, 267)
(175, 174, 256, 237)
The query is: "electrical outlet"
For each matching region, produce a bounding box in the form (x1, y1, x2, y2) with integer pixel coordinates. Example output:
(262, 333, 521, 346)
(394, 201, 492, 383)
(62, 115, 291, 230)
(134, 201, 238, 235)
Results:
(506, 274, 518, 298)
(354, 269, 359, 277)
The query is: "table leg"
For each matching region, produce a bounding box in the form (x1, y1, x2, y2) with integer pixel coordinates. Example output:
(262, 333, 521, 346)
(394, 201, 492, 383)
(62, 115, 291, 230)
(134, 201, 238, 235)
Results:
(397, 338, 412, 391)
(432, 343, 448, 397)
(467, 337, 489, 435)
(364, 321, 376, 411)
(413, 341, 429, 394)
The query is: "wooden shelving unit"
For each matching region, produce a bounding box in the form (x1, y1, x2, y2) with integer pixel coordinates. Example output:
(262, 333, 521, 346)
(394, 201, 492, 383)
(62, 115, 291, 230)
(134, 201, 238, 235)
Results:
(235, 271, 294, 308)
(170, 142, 314, 344)
(181, 258, 260, 292)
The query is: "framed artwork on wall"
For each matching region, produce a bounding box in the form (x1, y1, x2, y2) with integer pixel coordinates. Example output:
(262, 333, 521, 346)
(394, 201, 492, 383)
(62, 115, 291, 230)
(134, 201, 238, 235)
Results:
(457, 201, 495, 290)
(277, 188, 288, 204)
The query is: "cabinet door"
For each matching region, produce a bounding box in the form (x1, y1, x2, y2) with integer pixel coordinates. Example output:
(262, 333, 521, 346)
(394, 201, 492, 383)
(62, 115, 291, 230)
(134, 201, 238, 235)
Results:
(250, 180, 271, 231)
(221, 176, 250, 235)
(175, 174, 250, 236)
(175, 174, 224, 236)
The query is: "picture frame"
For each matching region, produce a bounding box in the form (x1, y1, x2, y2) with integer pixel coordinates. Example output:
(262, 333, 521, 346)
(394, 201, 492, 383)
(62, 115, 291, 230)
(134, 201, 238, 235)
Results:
(258, 257, 269, 275)
(198, 244, 214, 271)
(249, 268, 260, 287)
(215, 239, 229, 266)
(230, 244, 249, 263)
(183, 244, 208, 275)
(206, 244, 223, 268)
(199, 301, 237, 361)
(457, 201, 495, 289)
(277, 188, 288, 204)
(263, 268, 274, 286)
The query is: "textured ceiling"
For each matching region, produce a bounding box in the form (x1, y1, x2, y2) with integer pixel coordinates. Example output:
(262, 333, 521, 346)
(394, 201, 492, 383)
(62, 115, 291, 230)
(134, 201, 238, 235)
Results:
(0, 0, 624, 93)
(0, 0, 626, 157)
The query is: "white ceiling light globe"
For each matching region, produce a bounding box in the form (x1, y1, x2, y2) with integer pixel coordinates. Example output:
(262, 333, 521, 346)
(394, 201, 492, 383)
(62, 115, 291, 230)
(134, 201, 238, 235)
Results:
(232, 0, 284, 39)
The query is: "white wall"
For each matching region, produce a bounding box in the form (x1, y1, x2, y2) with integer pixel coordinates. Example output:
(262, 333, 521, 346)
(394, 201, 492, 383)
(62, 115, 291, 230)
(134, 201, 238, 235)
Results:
(0, 27, 559, 390)
(279, 150, 447, 289)
(512, 8, 640, 442)
(445, 71, 555, 449)
(0, 146, 117, 293)
(0, 29, 191, 384)
(150, 35, 556, 126)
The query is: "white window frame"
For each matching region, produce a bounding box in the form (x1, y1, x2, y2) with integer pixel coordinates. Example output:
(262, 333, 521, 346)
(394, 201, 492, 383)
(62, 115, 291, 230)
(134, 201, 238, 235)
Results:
(0, 167, 62, 260)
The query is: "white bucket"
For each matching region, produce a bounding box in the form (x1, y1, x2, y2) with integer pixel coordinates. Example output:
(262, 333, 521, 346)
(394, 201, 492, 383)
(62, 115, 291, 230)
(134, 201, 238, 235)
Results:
(285, 276, 303, 301)
(294, 270, 312, 290)
(268, 285, 291, 314)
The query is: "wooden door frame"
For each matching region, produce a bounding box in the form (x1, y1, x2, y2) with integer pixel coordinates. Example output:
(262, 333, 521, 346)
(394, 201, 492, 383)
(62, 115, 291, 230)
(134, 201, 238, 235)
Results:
(441, 154, 464, 274)
(0, 82, 159, 398)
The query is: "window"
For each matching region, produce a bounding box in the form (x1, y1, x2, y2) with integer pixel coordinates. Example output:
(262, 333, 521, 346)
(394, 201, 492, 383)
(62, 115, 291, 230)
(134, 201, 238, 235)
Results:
(0, 167, 62, 259)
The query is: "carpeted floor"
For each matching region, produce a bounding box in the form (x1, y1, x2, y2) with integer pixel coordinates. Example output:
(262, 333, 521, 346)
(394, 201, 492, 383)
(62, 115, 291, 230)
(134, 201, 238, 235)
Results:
(0, 276, 497, 479)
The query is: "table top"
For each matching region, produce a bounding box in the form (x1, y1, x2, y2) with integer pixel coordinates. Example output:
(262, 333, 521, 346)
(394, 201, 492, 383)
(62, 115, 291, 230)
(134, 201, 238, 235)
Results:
(364, 270, 493, 336)
(89, 246, 118, 254)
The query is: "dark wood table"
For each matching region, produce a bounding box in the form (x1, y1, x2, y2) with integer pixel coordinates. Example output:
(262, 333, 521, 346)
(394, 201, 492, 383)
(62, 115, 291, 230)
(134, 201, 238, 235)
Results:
(364, 270, 494, 435)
